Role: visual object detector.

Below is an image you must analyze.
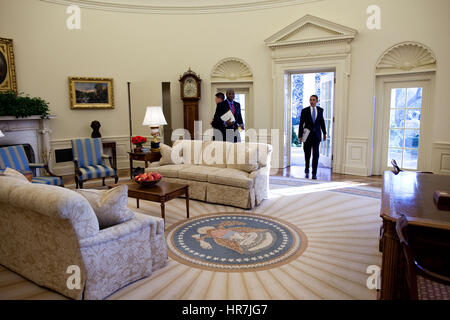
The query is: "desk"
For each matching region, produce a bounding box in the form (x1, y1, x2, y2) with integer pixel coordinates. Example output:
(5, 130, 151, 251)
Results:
(128, 151, 161, 179)
(380, 171, 450, 299)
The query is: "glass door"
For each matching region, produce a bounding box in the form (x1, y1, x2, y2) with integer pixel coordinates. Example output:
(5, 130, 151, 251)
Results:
(319, 72, 334, 168)
(382, 81, 428, 171)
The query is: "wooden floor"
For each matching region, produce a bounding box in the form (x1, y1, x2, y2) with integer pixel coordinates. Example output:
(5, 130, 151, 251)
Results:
(273, 166, 383, 188)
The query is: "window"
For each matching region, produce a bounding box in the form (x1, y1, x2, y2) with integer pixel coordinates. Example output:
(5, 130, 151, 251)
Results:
(387, 87, 422, 170)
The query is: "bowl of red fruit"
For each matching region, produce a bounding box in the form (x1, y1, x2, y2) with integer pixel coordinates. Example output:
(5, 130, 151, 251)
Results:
(134, 172, 162, 187)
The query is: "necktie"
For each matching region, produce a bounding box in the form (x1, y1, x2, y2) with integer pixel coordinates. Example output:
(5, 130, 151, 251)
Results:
(230, 101, 235, 114)
(312, 107, 316, 123)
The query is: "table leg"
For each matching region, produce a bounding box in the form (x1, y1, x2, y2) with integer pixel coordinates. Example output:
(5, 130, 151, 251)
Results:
(129, 156, 133, 180)
(136, 198, 139, 209)
(161, 201, 165, 221)
(186, 187, 190, 219)
(380, 219, 402, 299)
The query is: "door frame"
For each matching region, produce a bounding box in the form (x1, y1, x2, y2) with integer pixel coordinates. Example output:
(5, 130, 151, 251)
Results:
(211, 82, 253, 129)
(286, 70, 335, 168)
(273, 58, 346, 172)
(372, 72, 435, 175)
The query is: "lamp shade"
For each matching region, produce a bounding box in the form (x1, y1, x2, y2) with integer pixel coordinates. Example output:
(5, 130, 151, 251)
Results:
(142, 106, 167, 126)
(0, 130, 4, 137)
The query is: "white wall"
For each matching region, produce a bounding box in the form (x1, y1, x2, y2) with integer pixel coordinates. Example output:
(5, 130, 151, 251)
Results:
(1, 0, 449, 174)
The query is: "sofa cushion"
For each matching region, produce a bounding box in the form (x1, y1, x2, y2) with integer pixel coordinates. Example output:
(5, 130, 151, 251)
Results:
(1, 167, 31, 183)
(173, 140, 203, 165)
(226, 143, 260, 173)
(75, 185, 135, 229)
(3, 182, 99, 239)
(147, 164, 192, 178)
(207, 168, 254, 189)
(201, 141, 228, 168)
(159, 143, 180, 166)
(178, 165, 221, 182)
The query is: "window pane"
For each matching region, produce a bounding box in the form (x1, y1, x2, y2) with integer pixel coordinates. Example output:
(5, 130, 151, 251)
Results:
(391, 88, 406, 108)
(389, 129, 404, 148)
(403, 149, 418, 170)
(388, 148, 403, 167)
(405, 109, 421, 129)
(390, 109, 405, 128)
(407, 88, 422, 108)
(405, 129, 420, 148)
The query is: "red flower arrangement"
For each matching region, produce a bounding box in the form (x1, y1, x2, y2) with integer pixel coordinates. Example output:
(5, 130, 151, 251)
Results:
(131, 136, 147, 145)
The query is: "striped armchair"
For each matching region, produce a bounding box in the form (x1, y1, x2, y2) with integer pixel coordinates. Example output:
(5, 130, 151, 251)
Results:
(0, 145, 63, 186)
(71, 138, 118, 188)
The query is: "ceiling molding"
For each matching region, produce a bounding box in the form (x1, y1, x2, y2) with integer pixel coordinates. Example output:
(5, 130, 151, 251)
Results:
(265, 14, 357, 48)
(40, 0, 324, 14)
(376, 41, 437, 75)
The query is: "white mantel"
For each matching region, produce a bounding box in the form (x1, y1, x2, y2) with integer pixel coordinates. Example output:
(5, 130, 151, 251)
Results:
(0, 116, 55, 169)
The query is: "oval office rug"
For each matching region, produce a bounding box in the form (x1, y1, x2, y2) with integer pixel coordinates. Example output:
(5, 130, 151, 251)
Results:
(166, 213, 308, 272)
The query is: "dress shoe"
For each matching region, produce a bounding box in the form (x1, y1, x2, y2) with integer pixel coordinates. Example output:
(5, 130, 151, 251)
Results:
(312, 175, 317, 180)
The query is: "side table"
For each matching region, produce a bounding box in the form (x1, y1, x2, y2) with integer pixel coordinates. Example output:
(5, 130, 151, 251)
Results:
(128, 151, 162, 179)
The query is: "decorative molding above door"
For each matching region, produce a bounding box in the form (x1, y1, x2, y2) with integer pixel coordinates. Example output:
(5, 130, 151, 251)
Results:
(375, 41, 437, 75)
(265, 14, 357, 49)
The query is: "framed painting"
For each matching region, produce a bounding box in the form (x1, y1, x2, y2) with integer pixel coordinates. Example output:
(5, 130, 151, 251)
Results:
(69, 77, 114, 109)
(0, 38, 18, 93)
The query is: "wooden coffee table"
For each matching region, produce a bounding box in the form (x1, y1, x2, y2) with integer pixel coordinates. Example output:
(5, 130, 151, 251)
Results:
(121, 181, 189, 223)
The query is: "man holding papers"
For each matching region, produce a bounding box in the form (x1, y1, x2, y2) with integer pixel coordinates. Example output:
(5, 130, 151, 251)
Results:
(298, 95, 327, 180)
(211, 89, 244, 142)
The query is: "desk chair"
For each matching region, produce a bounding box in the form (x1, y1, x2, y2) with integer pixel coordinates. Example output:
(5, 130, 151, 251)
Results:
(396, 214, 450, 299)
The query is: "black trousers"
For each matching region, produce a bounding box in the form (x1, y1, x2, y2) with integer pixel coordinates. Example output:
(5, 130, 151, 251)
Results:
(303, 136, 320, 174)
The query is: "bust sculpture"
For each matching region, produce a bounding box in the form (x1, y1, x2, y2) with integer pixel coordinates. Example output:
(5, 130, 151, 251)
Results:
(90, 120, 102, 138)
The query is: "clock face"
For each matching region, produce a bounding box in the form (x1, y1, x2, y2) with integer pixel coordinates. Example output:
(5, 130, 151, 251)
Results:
(183, 77, 197, 97)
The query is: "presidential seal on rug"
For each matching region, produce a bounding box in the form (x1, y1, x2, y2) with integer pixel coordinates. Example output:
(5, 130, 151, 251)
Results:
(166, 213, 308, 272)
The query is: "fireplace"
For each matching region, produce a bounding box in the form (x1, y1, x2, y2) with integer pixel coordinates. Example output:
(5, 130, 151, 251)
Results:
(0, 116, 54, 171)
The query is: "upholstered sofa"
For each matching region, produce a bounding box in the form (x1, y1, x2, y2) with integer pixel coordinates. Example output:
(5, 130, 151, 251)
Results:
(146, 140, 272, 209)
(0, 175, 167, 300)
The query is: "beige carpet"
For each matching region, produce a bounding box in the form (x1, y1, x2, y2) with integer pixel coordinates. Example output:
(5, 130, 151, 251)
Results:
(0, 178, 382, 300)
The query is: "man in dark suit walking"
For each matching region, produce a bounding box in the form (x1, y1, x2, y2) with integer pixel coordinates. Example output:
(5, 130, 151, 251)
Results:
(211, 89, 244, 142)
(298, 95, 327, 180)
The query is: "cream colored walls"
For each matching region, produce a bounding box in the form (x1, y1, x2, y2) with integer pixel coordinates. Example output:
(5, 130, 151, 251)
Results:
(1, 0, 449, 173)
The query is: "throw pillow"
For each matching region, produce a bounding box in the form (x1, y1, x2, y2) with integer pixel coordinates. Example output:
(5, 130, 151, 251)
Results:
(159, 143, 174, 166)
(2, 167, 31, 183)
(75, 185, 134, 229)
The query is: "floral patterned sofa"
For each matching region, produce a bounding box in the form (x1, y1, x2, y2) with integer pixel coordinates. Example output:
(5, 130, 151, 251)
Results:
(0, 175, 167, 300)
(146, 140, 272, 209)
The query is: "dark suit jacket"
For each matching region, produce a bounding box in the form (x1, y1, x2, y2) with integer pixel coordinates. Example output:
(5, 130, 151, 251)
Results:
(298, 106, 326, 143)
(212, 100, 244, 140)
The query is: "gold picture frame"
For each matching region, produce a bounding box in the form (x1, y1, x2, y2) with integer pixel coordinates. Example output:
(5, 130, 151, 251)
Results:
(69, 77, 114, 109)
(0, 37, 18, 93)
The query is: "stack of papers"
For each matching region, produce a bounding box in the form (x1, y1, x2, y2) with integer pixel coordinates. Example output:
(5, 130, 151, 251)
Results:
(220, 110, 235, 123)
(302, 128, 310, 142)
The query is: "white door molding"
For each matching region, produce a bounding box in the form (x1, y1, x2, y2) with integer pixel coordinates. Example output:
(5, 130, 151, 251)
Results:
(371, 73, 435, 175)
(265, 15, 356, 171)
(371, 41, 437, 175)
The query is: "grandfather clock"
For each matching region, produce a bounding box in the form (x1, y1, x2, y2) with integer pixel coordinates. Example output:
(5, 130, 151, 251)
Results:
(179, 68, 201, 138)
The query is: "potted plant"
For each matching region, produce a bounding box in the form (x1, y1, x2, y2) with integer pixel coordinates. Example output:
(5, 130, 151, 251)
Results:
(131, 136, 147, 153)
(0, 90, 50, 119)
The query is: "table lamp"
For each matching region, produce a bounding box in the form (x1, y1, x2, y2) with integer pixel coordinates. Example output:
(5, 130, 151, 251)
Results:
(142, 106, 167, 152)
